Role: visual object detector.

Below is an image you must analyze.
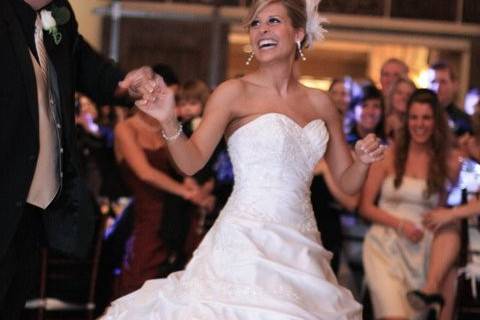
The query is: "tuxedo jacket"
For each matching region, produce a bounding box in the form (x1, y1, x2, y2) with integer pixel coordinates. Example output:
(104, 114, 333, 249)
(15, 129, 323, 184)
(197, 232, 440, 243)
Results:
(0, 0, 125, 259)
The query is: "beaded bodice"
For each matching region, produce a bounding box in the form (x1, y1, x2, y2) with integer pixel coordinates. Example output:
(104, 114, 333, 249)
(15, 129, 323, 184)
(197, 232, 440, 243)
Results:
(219, 113, 329, 232)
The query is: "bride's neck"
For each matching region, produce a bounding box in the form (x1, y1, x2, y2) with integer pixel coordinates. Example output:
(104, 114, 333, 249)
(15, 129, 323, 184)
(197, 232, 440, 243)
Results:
(257, 60, 298, 96)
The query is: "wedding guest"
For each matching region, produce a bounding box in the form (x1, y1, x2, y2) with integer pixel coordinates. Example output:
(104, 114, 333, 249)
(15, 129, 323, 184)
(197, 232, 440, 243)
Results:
(407, 101, 480, 320)
(360, 89, 460, 320)
(379, 58, 409, 95)
(346, 85, 385, 146)
(328, 77, 352, 115)
(430, 61, 472, 137)
(113, 107, 204, 296)
(384, 77, 416, 141)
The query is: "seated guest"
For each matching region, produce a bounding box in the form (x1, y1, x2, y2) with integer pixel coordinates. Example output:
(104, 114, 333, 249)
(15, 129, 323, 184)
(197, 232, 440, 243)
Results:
(430, 61, 472, 137)
(346, 85, 385, 146)
(328, 77, 353, 116)
(384, 77, 416, 141)
(379, 58, 409, 95)
(407, 102, 480, 320)
(360, 89, 460, 320)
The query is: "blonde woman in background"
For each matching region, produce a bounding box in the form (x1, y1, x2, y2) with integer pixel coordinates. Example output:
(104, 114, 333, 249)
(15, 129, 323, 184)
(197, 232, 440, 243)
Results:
(384, 77, 416, 141)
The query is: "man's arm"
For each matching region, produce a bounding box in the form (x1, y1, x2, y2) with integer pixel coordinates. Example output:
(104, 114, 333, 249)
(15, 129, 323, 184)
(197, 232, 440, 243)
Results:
(74, 34, 125, 106)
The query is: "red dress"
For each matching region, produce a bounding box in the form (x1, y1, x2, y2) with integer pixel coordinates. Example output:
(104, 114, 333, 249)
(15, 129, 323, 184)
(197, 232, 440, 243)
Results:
(116, 147, 170, 296)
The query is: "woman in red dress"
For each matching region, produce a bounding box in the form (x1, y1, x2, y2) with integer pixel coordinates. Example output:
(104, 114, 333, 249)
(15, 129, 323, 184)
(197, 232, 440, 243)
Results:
(114, 108, 202, 296)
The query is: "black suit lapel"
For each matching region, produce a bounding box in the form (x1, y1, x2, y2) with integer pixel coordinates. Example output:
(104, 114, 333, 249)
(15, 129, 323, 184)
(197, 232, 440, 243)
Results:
(2, 1, 38, 131)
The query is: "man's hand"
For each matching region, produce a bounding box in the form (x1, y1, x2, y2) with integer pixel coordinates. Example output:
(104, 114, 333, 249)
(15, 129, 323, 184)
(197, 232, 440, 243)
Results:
(116, 66, 156, 99)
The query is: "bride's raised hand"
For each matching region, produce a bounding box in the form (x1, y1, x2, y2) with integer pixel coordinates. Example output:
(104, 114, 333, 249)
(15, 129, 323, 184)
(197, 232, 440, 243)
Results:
(135, 74, 176, 124)
(355, 133, 385, 165)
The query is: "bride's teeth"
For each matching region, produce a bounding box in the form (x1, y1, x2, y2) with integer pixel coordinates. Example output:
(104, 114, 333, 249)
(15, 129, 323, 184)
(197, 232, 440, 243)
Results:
(258, 39, 277, 48)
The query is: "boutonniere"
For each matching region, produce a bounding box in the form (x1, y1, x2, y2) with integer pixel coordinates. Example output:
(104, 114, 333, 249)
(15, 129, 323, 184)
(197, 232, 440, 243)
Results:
(40, 4, 71, 45)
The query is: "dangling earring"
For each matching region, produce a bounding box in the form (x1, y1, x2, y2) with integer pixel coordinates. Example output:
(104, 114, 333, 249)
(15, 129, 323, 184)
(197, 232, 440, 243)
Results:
(297, 41, 306, 61)
(245, 51, 254, 65)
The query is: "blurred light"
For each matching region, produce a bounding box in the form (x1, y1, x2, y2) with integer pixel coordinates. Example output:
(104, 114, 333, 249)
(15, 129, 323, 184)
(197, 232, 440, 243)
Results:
(299, 76, 330, 91)
(414, 68, 435, 89)
(465, 91, 480, 115)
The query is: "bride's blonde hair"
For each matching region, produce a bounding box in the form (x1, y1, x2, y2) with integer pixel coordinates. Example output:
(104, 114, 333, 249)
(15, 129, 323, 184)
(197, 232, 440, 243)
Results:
(244, 0, 326, 49)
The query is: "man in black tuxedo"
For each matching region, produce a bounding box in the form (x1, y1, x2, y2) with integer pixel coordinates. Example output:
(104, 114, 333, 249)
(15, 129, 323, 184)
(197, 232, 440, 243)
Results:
(0, 0, 153, 318)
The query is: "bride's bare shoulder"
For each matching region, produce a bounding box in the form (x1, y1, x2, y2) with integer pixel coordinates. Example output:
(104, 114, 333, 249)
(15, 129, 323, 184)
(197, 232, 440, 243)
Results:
(208, 78, 248, 105)
(213, 78, 247, 96)
(303, 86, 338, 123)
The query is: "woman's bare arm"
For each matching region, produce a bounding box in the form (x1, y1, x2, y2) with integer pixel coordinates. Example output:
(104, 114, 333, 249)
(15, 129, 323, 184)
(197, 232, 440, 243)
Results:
(313, 90, 383, 195)
(139, 79, 242, 176)
(114, 122, 193, 199)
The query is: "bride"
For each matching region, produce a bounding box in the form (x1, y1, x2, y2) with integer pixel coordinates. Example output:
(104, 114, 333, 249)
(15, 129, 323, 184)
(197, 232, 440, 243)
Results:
(102, 0, 384, 318)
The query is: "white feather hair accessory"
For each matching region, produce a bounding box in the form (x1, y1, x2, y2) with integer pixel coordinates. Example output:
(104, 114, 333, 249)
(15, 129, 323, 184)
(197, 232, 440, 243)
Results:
(304, 0, 327, 48)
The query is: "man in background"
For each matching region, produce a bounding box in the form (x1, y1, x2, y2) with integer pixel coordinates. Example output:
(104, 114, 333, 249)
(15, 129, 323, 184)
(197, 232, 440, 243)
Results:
(430, 61, 472, 137)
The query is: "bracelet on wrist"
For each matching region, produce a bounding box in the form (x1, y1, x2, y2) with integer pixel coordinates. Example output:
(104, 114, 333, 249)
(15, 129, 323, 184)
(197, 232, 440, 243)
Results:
(162, 122, 183, 141)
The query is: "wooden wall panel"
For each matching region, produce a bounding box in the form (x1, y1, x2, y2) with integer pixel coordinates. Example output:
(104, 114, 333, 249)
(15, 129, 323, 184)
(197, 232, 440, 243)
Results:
(102, 17, 229, 85)
(319, 0, 384, 16)
(463, 0, 480, 24)
(391, 0, 457, 21)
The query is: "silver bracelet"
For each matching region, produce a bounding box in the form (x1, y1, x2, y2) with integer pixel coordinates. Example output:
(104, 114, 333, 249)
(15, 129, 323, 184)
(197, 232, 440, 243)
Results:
(161, 123, 183, 141)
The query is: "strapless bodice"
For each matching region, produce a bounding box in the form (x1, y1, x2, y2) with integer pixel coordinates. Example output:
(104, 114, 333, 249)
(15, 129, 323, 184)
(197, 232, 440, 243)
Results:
(221, 113, 330, 232)
(227, 113, 329, 194)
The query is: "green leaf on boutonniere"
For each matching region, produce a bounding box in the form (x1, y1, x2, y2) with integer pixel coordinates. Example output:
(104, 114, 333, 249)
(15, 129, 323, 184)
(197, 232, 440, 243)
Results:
(51, 5, 71, 26)
(50, 28, 62, 45)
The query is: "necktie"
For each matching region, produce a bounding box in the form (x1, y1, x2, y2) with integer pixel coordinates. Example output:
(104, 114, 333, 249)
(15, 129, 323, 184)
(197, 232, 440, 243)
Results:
(26, 14, 60, 209)
(34, 14, 50, 83)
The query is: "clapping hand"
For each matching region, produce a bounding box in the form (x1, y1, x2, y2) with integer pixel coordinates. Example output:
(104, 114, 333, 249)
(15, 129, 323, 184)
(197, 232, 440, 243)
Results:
(354, 133, 385, 165)
(423, 208, 455, 231)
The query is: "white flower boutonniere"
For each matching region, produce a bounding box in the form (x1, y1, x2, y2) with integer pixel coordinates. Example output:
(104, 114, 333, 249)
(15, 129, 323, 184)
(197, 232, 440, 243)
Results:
(40, 9, 61, 45)
(39, 5, 71, 45)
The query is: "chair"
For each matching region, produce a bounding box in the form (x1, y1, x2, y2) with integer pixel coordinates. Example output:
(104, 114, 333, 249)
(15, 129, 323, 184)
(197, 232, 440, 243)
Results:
(455, 188, 480, 319)
(25, 205, 108, 320)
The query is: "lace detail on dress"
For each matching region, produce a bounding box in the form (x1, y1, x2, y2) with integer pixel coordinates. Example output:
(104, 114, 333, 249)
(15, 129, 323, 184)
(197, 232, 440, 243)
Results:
(220, 195, 318, 233)
(160, 278, 301, 305)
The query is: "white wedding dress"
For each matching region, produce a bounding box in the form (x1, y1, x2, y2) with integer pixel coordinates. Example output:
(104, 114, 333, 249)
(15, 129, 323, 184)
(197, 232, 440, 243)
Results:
(102, 113, 362, 320)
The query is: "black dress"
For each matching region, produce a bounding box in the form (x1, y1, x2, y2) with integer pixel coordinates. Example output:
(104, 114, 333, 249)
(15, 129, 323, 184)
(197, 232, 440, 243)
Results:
(310, 174, 343, 274)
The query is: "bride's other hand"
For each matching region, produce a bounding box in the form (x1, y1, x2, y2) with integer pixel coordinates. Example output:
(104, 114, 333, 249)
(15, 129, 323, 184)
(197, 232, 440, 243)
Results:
(136, 74, 177, 124)
(355, 133, 385, 165)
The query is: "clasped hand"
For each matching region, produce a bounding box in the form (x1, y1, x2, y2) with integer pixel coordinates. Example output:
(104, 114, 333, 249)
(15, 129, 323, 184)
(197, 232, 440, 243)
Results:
(182, 178, 216, 212)
(117, 67, 175, 122)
